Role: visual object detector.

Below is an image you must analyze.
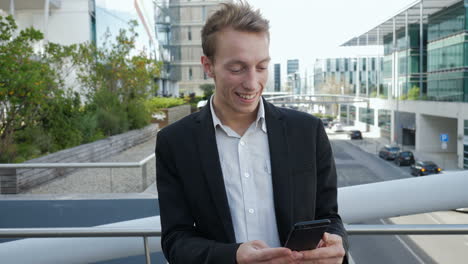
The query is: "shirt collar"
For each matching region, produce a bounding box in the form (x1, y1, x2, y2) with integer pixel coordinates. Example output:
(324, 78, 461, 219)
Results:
(210, 95, 267, 133)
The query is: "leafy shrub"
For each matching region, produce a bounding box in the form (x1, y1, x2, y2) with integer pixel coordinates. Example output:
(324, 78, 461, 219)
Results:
(145, 97, 186, 113)
(92, 89, 129, 136)
(128, 99, 151, 130)
(407, 86, 420, 100)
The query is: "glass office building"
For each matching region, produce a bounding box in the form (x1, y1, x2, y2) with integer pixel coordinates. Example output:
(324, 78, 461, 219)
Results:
(427, 1, 468, 102)
(314, 57, 382, 96)
(383, 24, 427, 99)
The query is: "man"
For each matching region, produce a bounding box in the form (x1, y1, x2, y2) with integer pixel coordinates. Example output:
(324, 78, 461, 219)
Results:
(156, 2, 348, 263)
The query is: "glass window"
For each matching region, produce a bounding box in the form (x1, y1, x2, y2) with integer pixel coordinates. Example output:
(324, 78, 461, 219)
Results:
(359, 107, 375, 125)
(340, 105, 347, 119)
(349, 106, 356, 121)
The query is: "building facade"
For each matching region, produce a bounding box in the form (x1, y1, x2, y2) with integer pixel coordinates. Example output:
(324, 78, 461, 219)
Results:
(274, 63, 281, 92)
(168, 0, 227, 96)
(341, 0, 468, 169)
(1, 0, 176, 96)
(314, 57, 383, 96)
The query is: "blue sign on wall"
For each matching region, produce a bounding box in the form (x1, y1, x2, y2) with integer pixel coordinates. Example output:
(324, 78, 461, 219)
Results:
(440, 134, 449, 142)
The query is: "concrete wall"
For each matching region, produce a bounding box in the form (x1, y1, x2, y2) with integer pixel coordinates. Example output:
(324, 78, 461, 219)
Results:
(0, 124, 158, 194)
(394, 111, 415, 145)
(15, 0, 90, 45)
(416, 114, 457, 153)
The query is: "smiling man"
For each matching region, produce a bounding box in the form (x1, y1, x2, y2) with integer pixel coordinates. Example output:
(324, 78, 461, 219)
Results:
(156, 2, 348, 264)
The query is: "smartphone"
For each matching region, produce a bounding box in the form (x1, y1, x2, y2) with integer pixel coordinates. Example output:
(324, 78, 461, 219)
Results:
(284, 219, 331, 251)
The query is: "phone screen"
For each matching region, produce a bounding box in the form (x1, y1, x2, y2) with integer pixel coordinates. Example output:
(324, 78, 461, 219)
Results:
(284, 219, 331, 251)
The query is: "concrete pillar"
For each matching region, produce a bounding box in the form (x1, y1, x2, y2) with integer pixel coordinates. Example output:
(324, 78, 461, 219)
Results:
(9, 0, 15, 17)
(457, 116, 464, 169)
(392, 17, 397, 100)
(44, 0, 50, 43)
(415, 113, 423, 152)
(391, 108, 396, 145)
(0, 168, 18, 194)
(346, 105, 350, 125)
(419, 0, 424, 98)
(377, 27, 381, 98)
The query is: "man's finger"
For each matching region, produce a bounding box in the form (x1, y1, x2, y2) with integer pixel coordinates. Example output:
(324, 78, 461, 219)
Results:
(254, 247, 292, 261)
(251, 240, 270, 249)
(301, 244, 345, 260)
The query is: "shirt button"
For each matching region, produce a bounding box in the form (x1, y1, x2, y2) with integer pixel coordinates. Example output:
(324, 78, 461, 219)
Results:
(248, 209, 255, 214)
(244, 173, 250, 178)
(240, 140, 245, 146)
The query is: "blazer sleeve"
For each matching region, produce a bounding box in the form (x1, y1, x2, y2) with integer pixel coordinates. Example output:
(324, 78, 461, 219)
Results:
(314, 119, 350, 260)
(156, 131, 241, 264)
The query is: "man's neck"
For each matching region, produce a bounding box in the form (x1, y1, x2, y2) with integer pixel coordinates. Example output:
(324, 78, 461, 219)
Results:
(212, 99, 259, 136)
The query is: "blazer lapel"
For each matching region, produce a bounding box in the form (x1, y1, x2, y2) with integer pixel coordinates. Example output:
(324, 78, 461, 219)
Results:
(264, 99, 294, 245)
(194, 104, 236, 243)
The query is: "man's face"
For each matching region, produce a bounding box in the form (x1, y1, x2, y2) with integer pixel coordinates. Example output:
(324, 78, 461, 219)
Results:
(202, 28, 270, 118)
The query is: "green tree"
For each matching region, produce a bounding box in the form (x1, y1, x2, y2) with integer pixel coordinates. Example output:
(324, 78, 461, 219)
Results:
(0, 15, 73, 162)
(73, 20, 162, 134)
(199, 83, 215, 99)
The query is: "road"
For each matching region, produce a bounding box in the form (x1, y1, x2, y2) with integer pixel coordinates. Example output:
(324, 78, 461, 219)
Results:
(330, 138, 437, 264)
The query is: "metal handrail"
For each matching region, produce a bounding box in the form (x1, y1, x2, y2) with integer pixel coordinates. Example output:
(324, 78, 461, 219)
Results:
(0, 227, 161, 264)
(3, 225, 468, 238)
(0, 153, 155, 169)
(2, 224, 468, 264)
(0, 154, 156, 192)
(346, 224, 468, 235)
(0, 227, 161, 238)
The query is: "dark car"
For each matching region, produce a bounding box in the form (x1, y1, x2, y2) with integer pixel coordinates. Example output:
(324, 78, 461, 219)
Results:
(349, 130, 363, 140)
(410, 161, 442, 176)
(321, 118, 330, 127)
(378, 145, 400, 160)
(394, 151, 415, 166)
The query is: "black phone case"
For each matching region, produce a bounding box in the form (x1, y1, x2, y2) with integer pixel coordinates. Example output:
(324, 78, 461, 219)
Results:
(284, 220, 330, 251)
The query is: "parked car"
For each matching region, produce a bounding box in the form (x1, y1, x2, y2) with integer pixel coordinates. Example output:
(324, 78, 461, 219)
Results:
(394, 151, 415, 166)
(378, 145, 400, 160)
(349, 130, 363, 140)
(410, 161, 442, 176)
(320, 118, 330, 127)
(331, 123, 344, 132)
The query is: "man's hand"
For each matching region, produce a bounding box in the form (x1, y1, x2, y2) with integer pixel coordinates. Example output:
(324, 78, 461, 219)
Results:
(299, 233, 345, 264)
(236, 240, 303, 264)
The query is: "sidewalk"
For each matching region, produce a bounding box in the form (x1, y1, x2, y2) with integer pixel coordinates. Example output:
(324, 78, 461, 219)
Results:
(337, 126, 462, 172)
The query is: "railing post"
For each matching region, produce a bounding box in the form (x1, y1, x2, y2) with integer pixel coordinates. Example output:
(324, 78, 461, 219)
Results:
(141, 163, 148, 191)
(0, 168, 18, 194)
(143, 236, 151, 264)
(109, 168, 114, 193)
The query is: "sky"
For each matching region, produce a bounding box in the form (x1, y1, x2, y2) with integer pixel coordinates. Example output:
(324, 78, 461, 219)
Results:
(247, 0, 418, 76)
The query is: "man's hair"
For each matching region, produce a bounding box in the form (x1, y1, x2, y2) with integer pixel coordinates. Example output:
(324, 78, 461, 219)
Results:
(201, 1, 270, 61)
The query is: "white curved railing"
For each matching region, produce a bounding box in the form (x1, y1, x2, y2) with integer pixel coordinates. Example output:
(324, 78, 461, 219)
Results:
(0, 171, 467, 263)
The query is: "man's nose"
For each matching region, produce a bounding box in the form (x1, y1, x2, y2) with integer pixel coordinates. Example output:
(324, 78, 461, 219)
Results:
(242, 68, 260, 90)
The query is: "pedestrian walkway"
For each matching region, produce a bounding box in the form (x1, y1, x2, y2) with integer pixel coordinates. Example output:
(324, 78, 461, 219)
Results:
(22, 137, 157, 195)
(334, 126, 462, 171)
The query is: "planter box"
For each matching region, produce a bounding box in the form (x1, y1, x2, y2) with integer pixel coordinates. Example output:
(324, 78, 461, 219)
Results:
(152, 104, 191, 128)
(1, 124, 158, 194)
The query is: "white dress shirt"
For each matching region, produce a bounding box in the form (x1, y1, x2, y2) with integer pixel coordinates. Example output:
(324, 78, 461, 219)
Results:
(210, 97, 281, 247)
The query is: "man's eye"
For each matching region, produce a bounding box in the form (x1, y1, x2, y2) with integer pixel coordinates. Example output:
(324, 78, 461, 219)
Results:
(229, 68, 243, 73)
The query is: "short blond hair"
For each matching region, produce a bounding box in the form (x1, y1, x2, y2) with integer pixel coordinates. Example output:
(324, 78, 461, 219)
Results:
(201, 1, 270, 61)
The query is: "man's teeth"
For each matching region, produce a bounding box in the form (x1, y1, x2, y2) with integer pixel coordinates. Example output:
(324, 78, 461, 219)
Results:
(239, 94, 255, 99)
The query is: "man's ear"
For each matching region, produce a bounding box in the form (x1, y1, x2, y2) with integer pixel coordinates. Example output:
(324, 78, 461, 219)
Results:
(201, 56, 215, 78)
